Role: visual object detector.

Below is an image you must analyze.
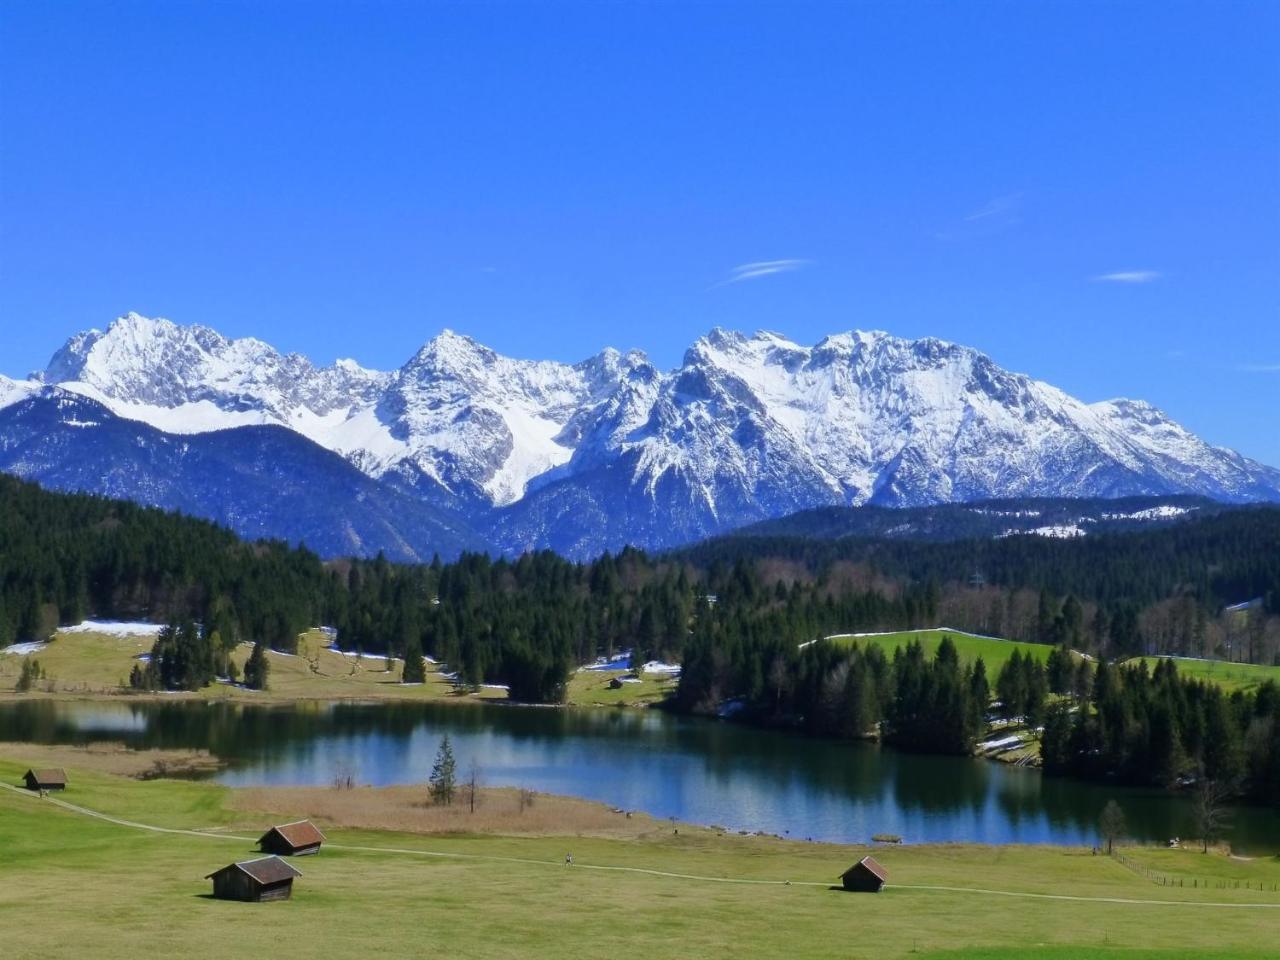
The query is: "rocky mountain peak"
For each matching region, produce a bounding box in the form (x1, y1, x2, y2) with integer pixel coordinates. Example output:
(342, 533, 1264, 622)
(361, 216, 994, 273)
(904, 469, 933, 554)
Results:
(6, 312, 1278, 558)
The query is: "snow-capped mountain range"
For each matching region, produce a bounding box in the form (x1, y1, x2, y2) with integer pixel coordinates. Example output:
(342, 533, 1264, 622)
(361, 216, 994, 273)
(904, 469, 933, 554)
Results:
(1, 312, 1277, 559)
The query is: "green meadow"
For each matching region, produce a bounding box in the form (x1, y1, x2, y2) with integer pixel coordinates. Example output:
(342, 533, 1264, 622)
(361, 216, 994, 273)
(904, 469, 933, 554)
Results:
(1, 758, 1277, 960)
(822, 628, 1059, 676)
(1126, 657, 1280, 694)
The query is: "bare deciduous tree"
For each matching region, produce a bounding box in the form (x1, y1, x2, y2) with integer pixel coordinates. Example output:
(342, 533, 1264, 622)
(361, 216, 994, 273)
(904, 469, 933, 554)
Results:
(1099, 799, 1126, 854)
(332, 761, 355, 791)
(1193, 778, 1232, 854)
(465, 760, 481, 814)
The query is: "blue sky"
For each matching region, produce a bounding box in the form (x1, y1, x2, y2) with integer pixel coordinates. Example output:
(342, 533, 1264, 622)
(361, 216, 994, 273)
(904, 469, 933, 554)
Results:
(2, 1, 1278, 463)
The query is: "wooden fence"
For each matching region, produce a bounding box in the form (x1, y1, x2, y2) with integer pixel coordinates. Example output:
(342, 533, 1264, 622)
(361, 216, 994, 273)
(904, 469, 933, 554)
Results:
(1109, 849, 1280, 892)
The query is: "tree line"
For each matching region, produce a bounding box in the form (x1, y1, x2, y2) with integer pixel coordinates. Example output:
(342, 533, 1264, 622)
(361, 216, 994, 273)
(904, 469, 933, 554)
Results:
(4, 474, 1280, 804)
(1042, 659, 1280, 806)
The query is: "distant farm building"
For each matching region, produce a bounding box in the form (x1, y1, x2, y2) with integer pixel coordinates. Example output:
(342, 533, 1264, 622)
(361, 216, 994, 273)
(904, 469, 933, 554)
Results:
(258, 820, 326, 856)
(205, 856, 301, 902)
(839, 856, 887, 892)
(23, 769, 67, 792)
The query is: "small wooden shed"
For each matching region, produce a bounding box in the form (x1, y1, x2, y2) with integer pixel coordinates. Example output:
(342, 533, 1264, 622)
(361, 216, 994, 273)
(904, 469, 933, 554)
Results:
(839, 856, 887, 892)
(258, 820, 326, 857)
(205, 856, 301, 902)
(23, 768, 67, 792)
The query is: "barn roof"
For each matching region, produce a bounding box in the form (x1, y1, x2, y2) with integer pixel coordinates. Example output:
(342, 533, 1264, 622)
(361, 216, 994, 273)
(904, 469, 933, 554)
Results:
(25, 768, 67, 786)
(840, 856, 887, 882)
(261, 820, 326, 848)
(206, 856, 302, 885)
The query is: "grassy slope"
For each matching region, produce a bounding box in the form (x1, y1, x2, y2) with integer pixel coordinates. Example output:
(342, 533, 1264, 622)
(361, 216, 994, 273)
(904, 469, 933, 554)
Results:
(0, 628, 507, 703)
(0, 628, 663, 707)
(0, 759, 1277, 960)
(1127, 657, 1280, 694)
(565, 669, 677, 707)
(824, 628, 1058, 676)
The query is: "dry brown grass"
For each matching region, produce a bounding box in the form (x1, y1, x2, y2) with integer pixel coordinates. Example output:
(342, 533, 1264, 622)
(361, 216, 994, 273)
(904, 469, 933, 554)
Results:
(230, 784, 687, 839)
(0, 741, 221, 779)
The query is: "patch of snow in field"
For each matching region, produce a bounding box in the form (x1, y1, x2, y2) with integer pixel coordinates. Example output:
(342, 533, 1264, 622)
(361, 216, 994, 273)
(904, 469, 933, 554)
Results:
(326, 645, 400, 662)
(2, 641, 48, 655)
(58, 620, 166, 637)
(638, 660, 681, 676)
(802, 626, 1013, 650)
(979, 735, 1023, 751)
(582, 652, 632, 671)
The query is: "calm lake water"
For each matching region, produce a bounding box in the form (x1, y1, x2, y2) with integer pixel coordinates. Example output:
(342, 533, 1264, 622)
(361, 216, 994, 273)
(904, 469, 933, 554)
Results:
(4, 699, 1278, 853)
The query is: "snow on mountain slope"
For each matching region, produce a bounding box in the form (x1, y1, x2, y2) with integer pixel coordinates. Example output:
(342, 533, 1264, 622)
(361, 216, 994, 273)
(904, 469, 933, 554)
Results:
(37, 314, 645, 509)
(0, 387, 487, 561)
(0, 375, 36, 411)
(378, 330, 648, 506)
(15, 313, 1280, 558)
(555, 327, 1275, 510)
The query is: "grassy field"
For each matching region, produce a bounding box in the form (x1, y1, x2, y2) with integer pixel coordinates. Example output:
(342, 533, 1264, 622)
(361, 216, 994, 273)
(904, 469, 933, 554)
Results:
(0, 628, 507, 704)
(0, 627, 672, 708)
(0, 757, 1277, 959)
(1126, 656, 1280, 694)
(823, 628, 1060, 676)
(565, 668, 677, 707)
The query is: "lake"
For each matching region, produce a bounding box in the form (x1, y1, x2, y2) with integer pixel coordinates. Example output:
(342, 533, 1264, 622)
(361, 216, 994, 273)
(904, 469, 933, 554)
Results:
(3, 698, 1278, 852)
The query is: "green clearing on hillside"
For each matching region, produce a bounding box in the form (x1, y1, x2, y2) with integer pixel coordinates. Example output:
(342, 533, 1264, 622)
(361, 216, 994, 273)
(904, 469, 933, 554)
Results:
(0, 628, 669, 708)
(0, 759, 1277, 960)
(1126, 656, 1280, 694)
(823, 628, 1057, 677)
(0, 628, 507, 703)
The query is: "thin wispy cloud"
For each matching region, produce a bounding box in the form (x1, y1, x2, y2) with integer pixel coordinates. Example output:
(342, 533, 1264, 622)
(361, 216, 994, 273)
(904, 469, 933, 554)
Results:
(1237, 363, 1280, 373)
(1094, 270, 1161, 284)
(712, 259, 810, 288)
(934, 192, 1023, 241)
(964, 193, 1023, 223)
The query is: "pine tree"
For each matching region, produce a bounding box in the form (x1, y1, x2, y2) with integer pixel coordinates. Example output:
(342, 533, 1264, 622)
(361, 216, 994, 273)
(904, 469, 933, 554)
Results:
(402, 637, 426, 684)
(429, 735, 456, 805)
(243, 640, 270, 690)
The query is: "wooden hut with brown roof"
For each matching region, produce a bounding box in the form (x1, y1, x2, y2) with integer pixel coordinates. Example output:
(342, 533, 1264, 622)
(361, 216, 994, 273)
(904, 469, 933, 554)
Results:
(258, 820, 326, 857)
(22, 768, 67, 792)
(205, 856, 301, 902)
(839, 856, 887, 892)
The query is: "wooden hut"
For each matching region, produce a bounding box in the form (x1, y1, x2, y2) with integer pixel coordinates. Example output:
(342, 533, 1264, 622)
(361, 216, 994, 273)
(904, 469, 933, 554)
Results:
(257, 820, 326, 857)
(205, 856, 301, 902)
(839, 856, 887, 892)
(22, 769, 67, 792)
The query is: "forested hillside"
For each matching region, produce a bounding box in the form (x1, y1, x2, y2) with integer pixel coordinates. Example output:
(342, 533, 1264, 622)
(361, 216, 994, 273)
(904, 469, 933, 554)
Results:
(4, 475, 1280, 803)
(682, 507, 1280, 658)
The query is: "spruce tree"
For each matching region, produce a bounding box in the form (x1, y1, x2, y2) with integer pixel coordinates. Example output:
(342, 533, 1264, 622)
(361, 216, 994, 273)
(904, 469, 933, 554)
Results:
(402, 637, 426, 684)
(243, 640, 270, 690)
(429, 735, 456, 805)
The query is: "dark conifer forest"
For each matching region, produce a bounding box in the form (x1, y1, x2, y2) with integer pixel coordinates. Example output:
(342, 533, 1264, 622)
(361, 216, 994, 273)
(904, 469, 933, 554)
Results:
(2, 474, 1279, 803)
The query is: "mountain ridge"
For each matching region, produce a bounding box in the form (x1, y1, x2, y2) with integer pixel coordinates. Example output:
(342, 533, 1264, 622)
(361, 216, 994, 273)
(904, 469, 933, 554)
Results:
(2, 312, 1277, 558)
